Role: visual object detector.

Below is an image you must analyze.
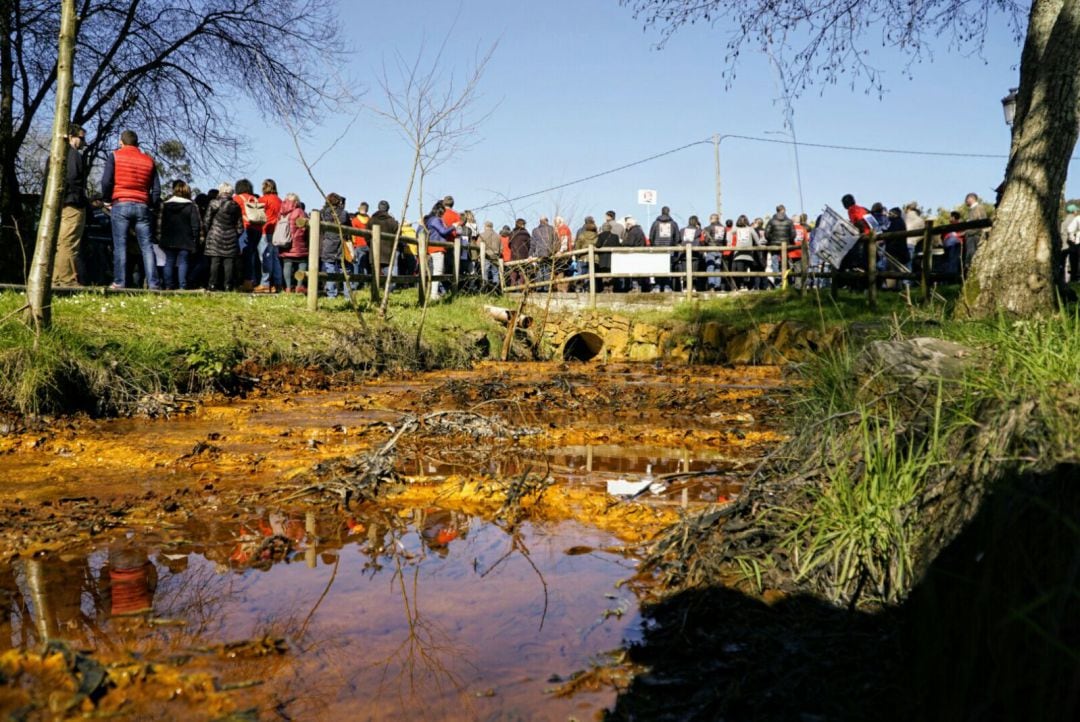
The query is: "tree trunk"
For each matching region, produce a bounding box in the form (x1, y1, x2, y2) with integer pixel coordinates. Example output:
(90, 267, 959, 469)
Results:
(962, 0, 1080, 317)
(0, 0, 26, 283)
(24, 0, 77, 330)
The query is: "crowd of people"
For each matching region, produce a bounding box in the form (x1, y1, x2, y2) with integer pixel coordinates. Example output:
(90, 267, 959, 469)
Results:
(53, 126, 998, 297)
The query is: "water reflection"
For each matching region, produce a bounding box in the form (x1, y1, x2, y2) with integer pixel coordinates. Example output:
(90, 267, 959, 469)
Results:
(0, 506, 640, 720)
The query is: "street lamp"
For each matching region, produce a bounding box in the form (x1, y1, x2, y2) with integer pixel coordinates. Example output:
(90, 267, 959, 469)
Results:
(1001, 87, 1018, 127)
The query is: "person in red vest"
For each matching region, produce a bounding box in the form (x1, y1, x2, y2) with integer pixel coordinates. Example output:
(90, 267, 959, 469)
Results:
(101, 130, 161, 289)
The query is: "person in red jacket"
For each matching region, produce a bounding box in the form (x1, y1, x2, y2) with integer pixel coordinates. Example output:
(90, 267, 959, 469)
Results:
(254, 178, 283, 292)
(101, 130, 161, 289)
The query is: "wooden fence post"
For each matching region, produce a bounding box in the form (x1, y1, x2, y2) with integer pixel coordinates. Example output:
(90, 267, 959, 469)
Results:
(920, 220, 935, 302)
(370, 223, 382, 304)
(867, 232, 878, 309)
(418, 228, 428, 305)
(780, 239, 789, 291)
(684, 243, 693, 299)
(306, 211, 321, 312)
(479, 240, 488, 286)
(452, 236, 461, 292)
(498, 258, 506, 291)
(588, 245, 596, 308)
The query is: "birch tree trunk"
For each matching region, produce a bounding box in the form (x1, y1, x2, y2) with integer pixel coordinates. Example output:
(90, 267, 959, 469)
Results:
(25, 0, 77, 330)
(962, 0, 1080, 317)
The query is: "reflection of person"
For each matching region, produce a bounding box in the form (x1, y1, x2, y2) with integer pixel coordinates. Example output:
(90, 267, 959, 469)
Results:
(419, 509, 469, 558)
(101, 545, 158, 616)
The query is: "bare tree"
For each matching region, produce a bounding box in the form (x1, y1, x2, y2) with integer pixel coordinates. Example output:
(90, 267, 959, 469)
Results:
(23, 0, 76, 331)
(623, 0, 1073, 318)
(0, 0, 346, 282)
(369, 37, 497, 317)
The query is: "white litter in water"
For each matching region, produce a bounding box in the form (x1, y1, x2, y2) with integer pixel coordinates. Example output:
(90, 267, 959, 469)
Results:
(606, 478, 653, 496)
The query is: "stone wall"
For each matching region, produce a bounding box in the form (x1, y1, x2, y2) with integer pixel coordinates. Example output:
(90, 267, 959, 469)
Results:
(538, 309, 845, 365)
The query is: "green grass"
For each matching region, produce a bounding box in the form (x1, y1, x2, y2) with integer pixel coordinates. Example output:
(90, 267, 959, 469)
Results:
(0, 288, 507, 415)
(784, 401, 946, 605)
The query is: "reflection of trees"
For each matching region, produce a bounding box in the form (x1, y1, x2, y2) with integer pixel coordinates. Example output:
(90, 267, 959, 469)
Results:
(1, 556, 101, 649)
(373, 549, 476, 716)
(0, 503, 565, 719)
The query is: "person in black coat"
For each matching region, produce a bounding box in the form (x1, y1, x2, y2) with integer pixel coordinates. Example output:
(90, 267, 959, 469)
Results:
(596, 222, 621, 291)
(319, 192, 351, 299)
(157, 180, 201, 289)
(202, 182, 242, 291)
(52, 124, 88, 286)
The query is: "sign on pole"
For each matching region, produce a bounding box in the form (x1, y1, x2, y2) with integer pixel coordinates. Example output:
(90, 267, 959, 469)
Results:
(814, 205, 861, 268)
(637, 189, 657, 205)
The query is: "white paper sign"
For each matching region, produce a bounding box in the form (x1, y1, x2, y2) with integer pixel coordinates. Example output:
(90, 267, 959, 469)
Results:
(637, 189, 657, 205)
(814, 206, 861, 268)
(611, 251, 670, 275)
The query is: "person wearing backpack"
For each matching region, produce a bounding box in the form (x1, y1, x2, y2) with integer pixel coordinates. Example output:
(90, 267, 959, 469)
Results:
(702, 214, 725, 291)
(648, 206, 680, 292)
(679, 215, 703, 293)
(277, 193, 309, 293)
(157, 180, 200, 290)
(254, 179, 283, 293)
(731, 215, 762, 290)
(233, 178, 265, 291)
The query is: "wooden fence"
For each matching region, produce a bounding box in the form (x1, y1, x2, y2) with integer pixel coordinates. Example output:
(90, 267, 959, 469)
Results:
(299, 212, 993, 311)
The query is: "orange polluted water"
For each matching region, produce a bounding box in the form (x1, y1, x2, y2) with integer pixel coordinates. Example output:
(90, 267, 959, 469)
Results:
(0, 363, 785, 720)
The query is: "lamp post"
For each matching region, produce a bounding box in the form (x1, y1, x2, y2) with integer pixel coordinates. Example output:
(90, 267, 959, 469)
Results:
(1001, 87, 1018, 128)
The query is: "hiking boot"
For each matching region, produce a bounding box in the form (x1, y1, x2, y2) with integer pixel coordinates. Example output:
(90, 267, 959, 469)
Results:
(253, 285, 272, 293)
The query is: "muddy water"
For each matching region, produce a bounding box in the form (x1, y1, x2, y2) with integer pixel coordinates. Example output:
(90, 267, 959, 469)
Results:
(0, 363, 784, 720)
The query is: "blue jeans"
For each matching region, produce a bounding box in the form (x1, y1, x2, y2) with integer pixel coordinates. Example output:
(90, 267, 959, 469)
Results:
(322, 260, 350, 299)
(163, 249, 190, 289)
(258, 233, 284, 288)
(242, 226, 262, 284)
(282, 259, 308, 291)
(351, 246, 369, 290)
(111, 201, 157, 288)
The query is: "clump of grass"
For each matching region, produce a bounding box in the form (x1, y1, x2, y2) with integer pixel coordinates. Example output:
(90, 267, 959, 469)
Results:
(785, 399, 944, 605)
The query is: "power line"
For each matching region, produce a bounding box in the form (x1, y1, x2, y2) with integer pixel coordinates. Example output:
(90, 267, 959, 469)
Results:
(472, 139, 711, 211)
(474, 133, 1014, 212)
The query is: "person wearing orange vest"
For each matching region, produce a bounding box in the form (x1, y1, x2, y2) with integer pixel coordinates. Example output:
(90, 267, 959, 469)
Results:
(101, 130, 161, 289)
(350, 202, 370, 279)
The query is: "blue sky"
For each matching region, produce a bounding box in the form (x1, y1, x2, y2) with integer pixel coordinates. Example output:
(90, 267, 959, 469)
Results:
(229, 0, 1040, 228)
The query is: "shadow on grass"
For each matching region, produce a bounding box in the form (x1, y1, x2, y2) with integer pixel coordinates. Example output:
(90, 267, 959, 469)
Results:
(607, 465, 1080, 721)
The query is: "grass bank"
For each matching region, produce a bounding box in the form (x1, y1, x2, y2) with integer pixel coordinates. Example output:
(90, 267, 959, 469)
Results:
(0, 285, 938, 417)
(0, 289, 506, 416)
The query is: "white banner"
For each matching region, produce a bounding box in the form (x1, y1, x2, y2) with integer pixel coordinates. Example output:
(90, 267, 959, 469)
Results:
(611, 251, 670, 275)
(814, 206, 861, 268)
(637, 189, 657, 205)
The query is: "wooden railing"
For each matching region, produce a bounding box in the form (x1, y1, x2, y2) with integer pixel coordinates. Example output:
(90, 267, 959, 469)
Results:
(298, 212, 992, 310)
